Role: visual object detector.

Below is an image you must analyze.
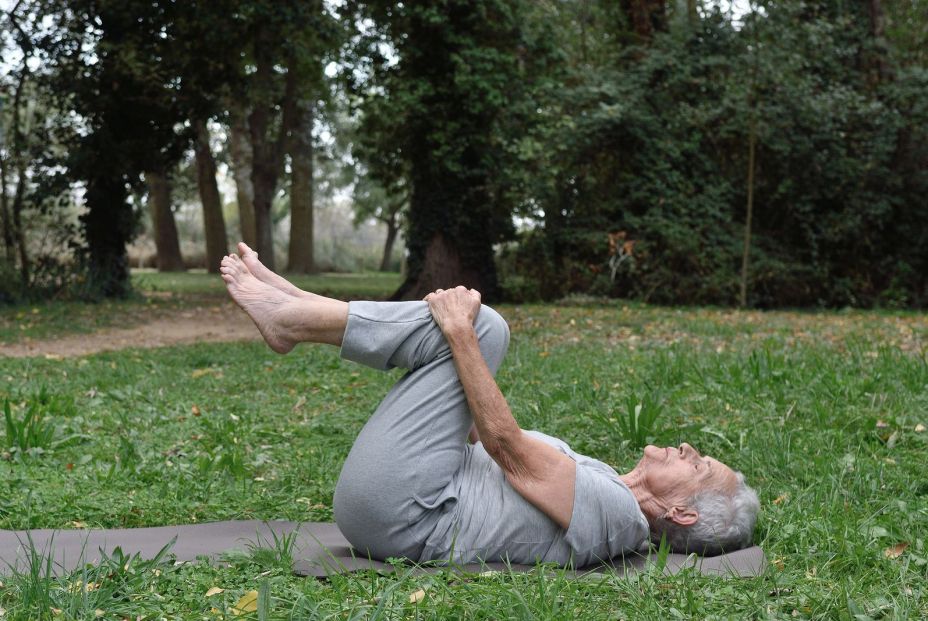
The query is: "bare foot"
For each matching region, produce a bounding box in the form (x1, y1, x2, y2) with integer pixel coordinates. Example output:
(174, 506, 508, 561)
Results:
(236, 242, 314, 299)
(220, 254, 303, 353)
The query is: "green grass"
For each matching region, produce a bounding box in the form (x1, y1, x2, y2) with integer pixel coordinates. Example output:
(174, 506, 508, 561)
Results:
(0, 270, 401, 344)
(1, 298, 927, 618)
(132, 269, 402, 299)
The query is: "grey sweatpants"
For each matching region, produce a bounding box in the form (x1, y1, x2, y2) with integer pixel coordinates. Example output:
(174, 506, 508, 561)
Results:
(333, 301, 510, 561)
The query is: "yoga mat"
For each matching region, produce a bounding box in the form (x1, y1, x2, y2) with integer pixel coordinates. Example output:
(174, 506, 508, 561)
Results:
(0, 521, 766, 578)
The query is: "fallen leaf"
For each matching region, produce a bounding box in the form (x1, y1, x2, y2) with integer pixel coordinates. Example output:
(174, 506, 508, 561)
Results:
(95, 610, 104, 618)
(772, 557, 785, 571)
(205, 586, 224, 597)
(292, 396, 307, 411)
(44, 354, 62, 361)
(191, 404, 201, 416)
(409, 589, 426, 604)
(875, 419, 889, 428)
(886, 431, 899, 449)
(232, 591, 258, 615)
(915, 423, 925, 433)
(773, 493, 788, 505)
(884, 542, 908, 559)
(71, 521, 87, 529)
(50, 608, 62, 615)
(539, 351, 549, 357)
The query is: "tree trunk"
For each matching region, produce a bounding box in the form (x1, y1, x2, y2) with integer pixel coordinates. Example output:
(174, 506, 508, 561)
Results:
(229, 105, 256, 248)
(866, 0, 893, 84)
(144, 170, 185, 272)
(83, 175, 133, 298)
(686, 0, 698, 25)
(247, 24, 297, 272)
(194, 120, 228, 273)
(620, 0, 668, 41)
(287, 99, 315, 273)
(380, 214, 399, 272)
(740, 2, 759, 309)
(11, 164, 29, 285)
(0, 149, 13, 263)
(739, 116, 757, 308)
(392, 232, 495, 301)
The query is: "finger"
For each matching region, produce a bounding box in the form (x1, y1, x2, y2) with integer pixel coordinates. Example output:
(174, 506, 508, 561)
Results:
(470, 288, 481, 302)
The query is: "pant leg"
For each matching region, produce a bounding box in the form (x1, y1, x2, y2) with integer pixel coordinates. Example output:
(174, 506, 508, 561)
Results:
(332, 301, 510, 560)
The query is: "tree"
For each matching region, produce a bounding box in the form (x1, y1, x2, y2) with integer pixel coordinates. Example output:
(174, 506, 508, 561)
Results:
(228, 103, 257, 248)
(620, 0, 668, 41)
(352, 173, 407, 272)
(193, 120, 228, 273)
(287, 99, 316, 273)
(242, 0, 335, 271)
(33, 0, 243, 297)
(144, 170, 185, 271)
(351, 0, 551, 301)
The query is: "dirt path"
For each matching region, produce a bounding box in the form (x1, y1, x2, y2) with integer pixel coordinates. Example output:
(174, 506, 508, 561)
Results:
(0, 303, 263, 358)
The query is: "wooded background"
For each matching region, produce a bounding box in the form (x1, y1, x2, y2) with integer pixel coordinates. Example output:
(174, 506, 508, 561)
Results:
(1, 0, 926, 307)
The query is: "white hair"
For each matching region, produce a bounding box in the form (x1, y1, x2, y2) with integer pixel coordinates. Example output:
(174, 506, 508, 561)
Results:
(653, 471, 760, 556)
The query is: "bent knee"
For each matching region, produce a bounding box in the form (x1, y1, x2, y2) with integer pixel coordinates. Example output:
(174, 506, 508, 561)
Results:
(476, 305, 510, 370)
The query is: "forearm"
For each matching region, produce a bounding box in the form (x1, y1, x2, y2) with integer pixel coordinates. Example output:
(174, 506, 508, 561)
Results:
(444, 324, 523, 462)
(428, 292, 576, 529)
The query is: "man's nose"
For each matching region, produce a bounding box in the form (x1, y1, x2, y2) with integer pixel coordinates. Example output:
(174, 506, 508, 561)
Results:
(679, 442, 700, 458)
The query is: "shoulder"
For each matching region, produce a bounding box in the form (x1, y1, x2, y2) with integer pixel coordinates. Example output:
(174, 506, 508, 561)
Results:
(564, 464, 649, 555)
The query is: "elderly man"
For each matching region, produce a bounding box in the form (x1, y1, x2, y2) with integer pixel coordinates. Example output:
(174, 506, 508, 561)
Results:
(220, 243, 759, 566)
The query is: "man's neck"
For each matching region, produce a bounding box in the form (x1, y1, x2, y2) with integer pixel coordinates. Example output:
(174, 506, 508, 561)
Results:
(619, 470, 659, 521)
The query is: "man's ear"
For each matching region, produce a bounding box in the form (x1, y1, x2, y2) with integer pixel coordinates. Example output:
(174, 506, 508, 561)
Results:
(664, 505, 699, 526)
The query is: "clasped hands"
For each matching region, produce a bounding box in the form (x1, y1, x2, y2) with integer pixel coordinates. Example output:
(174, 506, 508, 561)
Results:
(424, 286, 481, 336)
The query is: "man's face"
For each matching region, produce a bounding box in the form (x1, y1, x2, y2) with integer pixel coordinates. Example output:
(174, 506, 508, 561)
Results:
(633, 443, 738, 509)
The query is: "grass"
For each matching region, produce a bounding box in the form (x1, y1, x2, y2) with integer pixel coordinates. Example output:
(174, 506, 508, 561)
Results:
(1, 292, 927, 618)
(132, 269, 403, 299)
(0, 270, 402, 344)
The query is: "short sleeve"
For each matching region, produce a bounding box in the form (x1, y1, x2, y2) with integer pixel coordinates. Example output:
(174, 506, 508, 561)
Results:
(563, 463, 650, 566)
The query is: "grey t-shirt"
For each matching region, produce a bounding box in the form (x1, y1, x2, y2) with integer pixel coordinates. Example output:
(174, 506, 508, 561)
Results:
(419, 431, 650, 567)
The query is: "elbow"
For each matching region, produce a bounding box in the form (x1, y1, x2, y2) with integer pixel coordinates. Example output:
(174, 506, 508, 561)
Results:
(483, 431, 530, 478)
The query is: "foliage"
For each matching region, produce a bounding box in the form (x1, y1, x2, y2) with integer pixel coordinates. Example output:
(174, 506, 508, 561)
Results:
(504, 1, 928, 308)
(3, 0, 927, 307)
(346, 0, 562, 300)
(2, 387, 76, 455)
(3, 396, 56, 454)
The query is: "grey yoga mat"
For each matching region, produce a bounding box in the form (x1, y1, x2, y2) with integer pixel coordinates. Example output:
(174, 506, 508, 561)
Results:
(0, 521, 766, 578)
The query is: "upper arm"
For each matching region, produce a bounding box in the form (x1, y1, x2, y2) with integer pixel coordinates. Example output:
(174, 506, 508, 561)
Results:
(490, 431, 577, 530)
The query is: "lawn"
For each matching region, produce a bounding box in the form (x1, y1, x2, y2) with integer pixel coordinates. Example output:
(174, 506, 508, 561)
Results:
(1, 291, 927, 619)
(0, 270, 402, 344)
